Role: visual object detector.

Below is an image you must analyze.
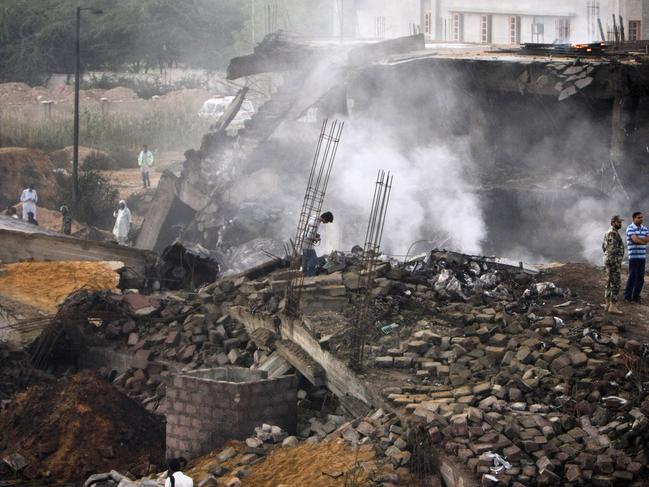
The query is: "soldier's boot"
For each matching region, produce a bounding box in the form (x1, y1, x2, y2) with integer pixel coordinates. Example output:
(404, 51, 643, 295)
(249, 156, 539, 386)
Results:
(603, 299, 611, 312)
(608, 301, 623, 315)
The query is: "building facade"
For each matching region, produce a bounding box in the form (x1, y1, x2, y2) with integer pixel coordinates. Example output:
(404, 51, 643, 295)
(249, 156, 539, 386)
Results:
(423, 0, 646, 44)
(345, 0, 646, 43)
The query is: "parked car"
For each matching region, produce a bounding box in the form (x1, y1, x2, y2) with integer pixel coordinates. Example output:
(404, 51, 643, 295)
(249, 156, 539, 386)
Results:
(198, 96, 256, 126)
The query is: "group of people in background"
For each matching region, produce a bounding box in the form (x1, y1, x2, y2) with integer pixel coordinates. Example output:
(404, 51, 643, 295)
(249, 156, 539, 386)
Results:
(603, 211, 649, 314)
(2, 144, 153, 245)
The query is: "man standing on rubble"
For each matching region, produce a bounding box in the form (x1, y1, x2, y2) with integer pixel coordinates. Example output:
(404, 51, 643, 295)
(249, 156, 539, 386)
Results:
(19, 183, 38, 221)
(603, 215, 624, 314)
(112, 200, 132, 245)
(138, 144, 154, 188)
(624, 211, 649, 303)
(302, 211, 334, 277)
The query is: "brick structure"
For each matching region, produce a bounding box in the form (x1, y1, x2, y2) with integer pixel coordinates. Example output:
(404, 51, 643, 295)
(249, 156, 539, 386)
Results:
(165, 368, 297, 459)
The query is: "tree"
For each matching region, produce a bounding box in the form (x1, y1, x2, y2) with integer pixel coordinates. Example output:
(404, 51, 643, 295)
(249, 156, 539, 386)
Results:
(0, 0, 245, 84)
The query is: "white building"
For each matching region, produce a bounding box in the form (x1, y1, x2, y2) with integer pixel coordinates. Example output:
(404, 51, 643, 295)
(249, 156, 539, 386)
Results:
(345, 0, 646, 44)
(423, 0, 645, 44)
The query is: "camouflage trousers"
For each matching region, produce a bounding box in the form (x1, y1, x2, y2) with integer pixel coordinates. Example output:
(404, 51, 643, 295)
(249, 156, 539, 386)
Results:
(605, 263, 622, 302)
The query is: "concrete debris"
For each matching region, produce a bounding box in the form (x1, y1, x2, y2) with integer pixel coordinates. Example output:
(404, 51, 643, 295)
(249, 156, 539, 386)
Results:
(2, 452, 27, 472)
(10, 248, 647, 487)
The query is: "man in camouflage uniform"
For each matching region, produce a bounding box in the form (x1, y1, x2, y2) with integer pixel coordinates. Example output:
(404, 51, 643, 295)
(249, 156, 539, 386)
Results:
(603, 215, 625, 314)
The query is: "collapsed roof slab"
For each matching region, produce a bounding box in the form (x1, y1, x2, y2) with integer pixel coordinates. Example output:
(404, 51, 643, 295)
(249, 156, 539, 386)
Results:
(227, 32, 425, 80)
(0, 216, 155, 276)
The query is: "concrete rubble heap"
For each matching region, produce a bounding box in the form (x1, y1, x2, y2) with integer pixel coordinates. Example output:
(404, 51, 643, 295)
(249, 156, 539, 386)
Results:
(86, 409, 417, 487)
(33, 248, 649, 486)
(213, 250, 649, 486)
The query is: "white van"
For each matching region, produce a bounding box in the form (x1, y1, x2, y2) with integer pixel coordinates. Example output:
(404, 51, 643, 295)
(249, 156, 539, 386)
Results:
(198, 96, 256, 125)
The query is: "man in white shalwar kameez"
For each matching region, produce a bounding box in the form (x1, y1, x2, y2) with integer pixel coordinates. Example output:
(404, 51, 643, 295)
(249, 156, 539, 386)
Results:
(113, 200, 132, 245)
(20, 184, 38, 221)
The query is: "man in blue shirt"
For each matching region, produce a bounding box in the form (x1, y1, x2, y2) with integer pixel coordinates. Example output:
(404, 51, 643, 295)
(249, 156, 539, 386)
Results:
(624, 211, 649, 303)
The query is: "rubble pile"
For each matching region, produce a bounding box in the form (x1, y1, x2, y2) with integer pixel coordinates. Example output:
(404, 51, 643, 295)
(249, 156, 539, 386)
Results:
(349, 255, 649, 486)
(33, 249, 649, 486)
(67, 283, 253, 413)
(0, 371, 165, 485)
(224, 250, 649, 485)
(88, 411, 419, 487)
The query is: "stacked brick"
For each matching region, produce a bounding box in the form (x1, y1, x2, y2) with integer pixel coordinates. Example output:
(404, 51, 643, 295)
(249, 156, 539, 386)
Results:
(165, 368, 297, 460)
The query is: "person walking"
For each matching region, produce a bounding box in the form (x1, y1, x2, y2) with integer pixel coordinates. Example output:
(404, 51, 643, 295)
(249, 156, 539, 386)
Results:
(112, 200, 132, 245)
(624, 211, 649, 303)
(138, 144, 154, 188)
(301, 211, 334, 277)
(19, 184, 38, 221)
(603, 215, 624, 314)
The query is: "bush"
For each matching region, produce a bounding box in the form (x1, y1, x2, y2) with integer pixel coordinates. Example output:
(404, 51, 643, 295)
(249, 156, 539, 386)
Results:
(82, 150, 116, 171)
(58, 170, 119, 229)
(82, 72, 209, 99)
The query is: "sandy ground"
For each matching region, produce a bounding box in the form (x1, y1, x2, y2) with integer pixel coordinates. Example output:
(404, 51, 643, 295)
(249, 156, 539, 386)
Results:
(0, 261, 120, 314)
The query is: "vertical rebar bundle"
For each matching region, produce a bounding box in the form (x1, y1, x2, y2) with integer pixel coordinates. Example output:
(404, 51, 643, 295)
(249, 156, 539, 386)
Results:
(285, 119, 344, 315)
(349, 170, 393, 371)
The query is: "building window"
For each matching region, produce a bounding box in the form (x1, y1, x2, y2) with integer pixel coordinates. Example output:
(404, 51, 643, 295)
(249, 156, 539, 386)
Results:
(509, 16, 521, 44)
(374, 16, 386, 39)
(480, 15, 492, 44)
(424, 11, 432, 35)
(452, 13, 464, 42)
(629, 20, 641, 40)
(556, 18, 570, 42)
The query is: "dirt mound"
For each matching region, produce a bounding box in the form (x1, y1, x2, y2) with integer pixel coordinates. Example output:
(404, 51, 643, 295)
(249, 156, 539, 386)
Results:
(102, 87, 138, 102)
(0, 371, 165, 484)
(0, 261, 120, 314)
(49, 146, 116, 170)
(0, 147, 63, 210)
(241, 441, 377, 487)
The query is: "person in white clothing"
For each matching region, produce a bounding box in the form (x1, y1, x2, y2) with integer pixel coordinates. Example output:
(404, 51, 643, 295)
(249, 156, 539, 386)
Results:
(138, 144, 154, 188)
(20, 184, 38, 221)
(165, 458, 193, 487)
(112, 200, 132, 245)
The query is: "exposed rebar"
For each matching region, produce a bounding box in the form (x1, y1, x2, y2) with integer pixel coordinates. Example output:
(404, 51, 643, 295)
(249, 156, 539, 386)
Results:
(349, 170, 393, 371)
(285, 119, 344, 316)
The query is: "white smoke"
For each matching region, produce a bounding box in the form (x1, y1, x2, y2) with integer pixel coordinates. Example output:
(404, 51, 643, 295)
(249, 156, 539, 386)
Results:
(330, 121, 486, 256)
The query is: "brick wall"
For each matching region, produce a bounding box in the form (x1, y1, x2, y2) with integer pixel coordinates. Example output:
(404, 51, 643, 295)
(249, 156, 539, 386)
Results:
(165, 368, 297, 459)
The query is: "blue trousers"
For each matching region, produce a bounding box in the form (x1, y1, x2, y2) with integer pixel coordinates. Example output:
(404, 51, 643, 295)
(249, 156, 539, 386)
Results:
(624, 258, 646, 301)
(302, 249, 318, 276)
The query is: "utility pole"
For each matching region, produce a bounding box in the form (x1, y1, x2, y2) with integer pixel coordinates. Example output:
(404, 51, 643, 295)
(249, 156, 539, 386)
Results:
(73, 7, 81, 205)
(73, 7, 102, 206)
(251, 0, 255, 46)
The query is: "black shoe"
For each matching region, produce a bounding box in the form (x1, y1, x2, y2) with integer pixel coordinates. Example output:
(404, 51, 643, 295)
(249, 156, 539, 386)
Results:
(624, 297, 633, 303)
(634, 297, 642, 304)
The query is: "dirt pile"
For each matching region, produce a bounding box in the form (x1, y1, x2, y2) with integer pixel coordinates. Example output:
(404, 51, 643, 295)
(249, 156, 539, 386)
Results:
(49, 146, 113, 170)
(0, 262, 120, 314)
(0, 147, 63, 210)
(0, 371, 165, 484)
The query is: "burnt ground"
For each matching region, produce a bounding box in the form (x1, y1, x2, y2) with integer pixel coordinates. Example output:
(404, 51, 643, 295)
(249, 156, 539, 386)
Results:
(545, 262, 649, 342)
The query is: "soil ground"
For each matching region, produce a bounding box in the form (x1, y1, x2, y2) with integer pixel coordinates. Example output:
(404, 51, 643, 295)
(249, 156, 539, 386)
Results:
(0, 261, 120, 314)
(0, 371, 165, 484)
(544, 262, 649, 342)
(186, 439, 419, 487)
(0, 147, 63, 211)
